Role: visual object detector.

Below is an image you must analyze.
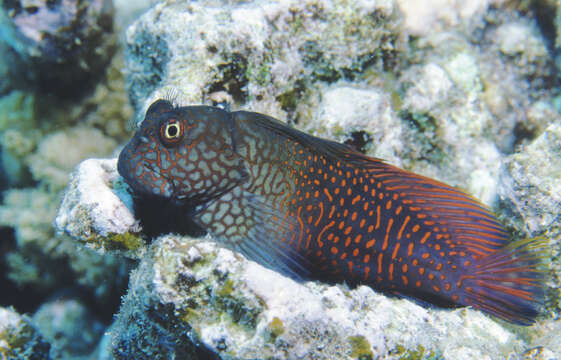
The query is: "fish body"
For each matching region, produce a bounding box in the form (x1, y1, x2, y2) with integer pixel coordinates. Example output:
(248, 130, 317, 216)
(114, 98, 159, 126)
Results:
(118, 99, 545, 325)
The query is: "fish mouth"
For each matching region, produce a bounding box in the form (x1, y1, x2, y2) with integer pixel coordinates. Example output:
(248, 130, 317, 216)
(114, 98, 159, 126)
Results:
(116, 151, 168, 200)
(117, 142, 199, 206)
(140, 160, 187, 203)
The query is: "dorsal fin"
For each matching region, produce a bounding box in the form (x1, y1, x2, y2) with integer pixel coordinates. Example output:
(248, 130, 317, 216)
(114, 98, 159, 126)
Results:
(360, 162, 509, 257)
(234, 111, 364, 163)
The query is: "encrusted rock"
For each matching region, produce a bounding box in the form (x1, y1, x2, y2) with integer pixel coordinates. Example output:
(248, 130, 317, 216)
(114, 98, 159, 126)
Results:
(498, 122, 561, 321)
(32, 298, 104, 359)
(55, 158, 143, 257)
(0, 307, 51, 360)
(0, 0, 117, 98)
(124, 0, 404, 120)
(498, 122, 561, 236)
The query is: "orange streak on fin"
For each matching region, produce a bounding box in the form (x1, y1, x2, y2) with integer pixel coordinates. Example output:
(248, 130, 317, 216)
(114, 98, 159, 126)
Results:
(458, 237, 547, 325)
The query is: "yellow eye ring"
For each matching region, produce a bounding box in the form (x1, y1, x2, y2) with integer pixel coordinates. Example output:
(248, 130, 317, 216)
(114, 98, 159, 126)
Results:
(165, 123, 181, 138)
(160, 119, 184, 145)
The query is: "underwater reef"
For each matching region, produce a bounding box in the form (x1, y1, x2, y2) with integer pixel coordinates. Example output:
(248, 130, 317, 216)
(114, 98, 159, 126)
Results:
(1, 0, 561, 359)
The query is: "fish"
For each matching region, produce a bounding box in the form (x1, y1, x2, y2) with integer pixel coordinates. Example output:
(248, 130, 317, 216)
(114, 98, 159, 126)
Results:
(117, 99, 545, 325)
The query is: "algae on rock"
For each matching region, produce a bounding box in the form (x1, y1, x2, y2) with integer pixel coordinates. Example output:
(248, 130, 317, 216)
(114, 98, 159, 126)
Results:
(124, 0, 405, 123)
(0, 307, 51, 360)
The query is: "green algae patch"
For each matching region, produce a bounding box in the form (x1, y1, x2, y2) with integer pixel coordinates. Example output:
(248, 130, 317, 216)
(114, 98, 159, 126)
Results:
(104, 232, 144, 251)
(348, 335, 373, 360)
(217, 278, 235, 298)
(0, 308, 52, 359)
(246, 64, 271, 87)
(214, 281, 262, 330)
(393, 344, 443, 360)
(266, 317, 285, 342)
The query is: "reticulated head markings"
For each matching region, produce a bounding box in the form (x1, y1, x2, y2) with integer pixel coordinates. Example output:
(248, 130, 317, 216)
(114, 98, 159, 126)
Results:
(117, 100, 248, 205)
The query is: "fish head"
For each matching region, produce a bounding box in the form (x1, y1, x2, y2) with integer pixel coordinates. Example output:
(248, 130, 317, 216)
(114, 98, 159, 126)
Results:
(118, 99, 246, 206)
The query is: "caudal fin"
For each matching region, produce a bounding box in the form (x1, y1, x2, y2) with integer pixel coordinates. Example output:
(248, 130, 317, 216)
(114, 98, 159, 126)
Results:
(459, 238, 547, 325)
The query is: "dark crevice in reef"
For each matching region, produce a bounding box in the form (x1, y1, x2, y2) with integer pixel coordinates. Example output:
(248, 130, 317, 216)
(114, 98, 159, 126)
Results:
(132, 194, 207, 241)
(0, 226, 48, 314)
(513, 120, 539, 149)
(206, 53, 249, 104)
(344, 130, 373, 154)
(526, 0, 557, 52)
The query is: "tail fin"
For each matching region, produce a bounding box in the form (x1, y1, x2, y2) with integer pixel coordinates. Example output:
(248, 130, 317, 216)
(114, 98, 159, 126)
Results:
(459, 237, 547, 325)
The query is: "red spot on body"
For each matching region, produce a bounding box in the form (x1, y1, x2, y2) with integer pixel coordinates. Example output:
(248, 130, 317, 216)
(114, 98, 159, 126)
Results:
(420, 232, 431, 244)
(354, 234, 362, 244)
(324, 188, 333, 202)
(382, 218, 394, 251)
(391, 243, 401, 260)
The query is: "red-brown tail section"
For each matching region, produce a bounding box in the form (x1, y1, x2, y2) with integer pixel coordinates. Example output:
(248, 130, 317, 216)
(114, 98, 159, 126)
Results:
(459, 238, 547, 325)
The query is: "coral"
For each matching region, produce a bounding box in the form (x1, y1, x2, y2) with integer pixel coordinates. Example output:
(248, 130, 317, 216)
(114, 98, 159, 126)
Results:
(395, 0, 491, 36)
(0, 0, 117, 98)
(392, 7, 556, 207)
(0, 90, 38, 187)
(0, 90, 35, 132)
(124, 0, 404, 122)
(0, 45, 135, 306)
(32, 299, 104, 359)
(557, 0, 561, 50)
(27, 126, 117, 191)
(0, 186, 131, 301)
(498, 122, 561, 236)
(0, 126, 126, 298)
(0, 307, 51, 360)
(498, 122, 561, 322)
(55, 158, 143, 257)
(302, 85, 405, 166)
(72, 54, 135, 140)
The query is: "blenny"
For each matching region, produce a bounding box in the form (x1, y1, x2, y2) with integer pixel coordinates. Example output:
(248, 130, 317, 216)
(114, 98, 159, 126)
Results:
(118, 99, 545, 325)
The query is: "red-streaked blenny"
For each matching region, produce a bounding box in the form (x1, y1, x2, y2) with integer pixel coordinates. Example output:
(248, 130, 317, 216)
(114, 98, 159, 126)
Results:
(118, 99, 545, 325)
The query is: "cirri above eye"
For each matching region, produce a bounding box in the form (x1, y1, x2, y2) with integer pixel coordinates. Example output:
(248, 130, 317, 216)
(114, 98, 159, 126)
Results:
(160, 119, 184, 145)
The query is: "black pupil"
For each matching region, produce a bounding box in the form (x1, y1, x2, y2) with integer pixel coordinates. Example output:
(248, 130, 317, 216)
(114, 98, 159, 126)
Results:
(167, 123, 178, 137)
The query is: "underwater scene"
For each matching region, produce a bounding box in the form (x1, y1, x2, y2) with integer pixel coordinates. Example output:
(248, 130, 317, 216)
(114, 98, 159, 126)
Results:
(1, 0, 561, 359)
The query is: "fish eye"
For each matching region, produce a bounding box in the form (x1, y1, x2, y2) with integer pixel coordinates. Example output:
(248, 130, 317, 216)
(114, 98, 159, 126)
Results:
(166, 123, 180, 138)
(160, 119, 184, 145)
